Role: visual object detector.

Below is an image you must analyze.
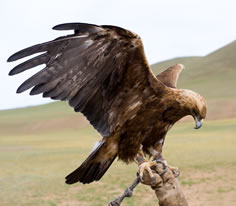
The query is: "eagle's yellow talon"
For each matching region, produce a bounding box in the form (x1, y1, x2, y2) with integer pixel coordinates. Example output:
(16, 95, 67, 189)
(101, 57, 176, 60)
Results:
(138, 161, 156, 181)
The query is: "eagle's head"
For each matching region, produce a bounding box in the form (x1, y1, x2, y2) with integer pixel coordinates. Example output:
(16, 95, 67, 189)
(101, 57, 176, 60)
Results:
(178, 89, 207, 129)
(177, 89, 207, 129)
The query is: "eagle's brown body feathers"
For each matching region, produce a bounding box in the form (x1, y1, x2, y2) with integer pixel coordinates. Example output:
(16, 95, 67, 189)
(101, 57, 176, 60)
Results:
(7, 23, 207, 184)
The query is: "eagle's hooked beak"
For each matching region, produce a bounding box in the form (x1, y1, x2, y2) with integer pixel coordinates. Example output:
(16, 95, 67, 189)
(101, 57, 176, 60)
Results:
(194, 117, 203, 129)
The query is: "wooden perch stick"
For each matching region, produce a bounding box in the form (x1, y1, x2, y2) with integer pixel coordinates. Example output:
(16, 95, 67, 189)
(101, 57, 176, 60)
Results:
(108, 161, 188, 206)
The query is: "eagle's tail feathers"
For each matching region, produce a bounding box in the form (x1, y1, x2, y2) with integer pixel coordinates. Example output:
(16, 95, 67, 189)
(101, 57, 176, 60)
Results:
(65, 140, 117, 184)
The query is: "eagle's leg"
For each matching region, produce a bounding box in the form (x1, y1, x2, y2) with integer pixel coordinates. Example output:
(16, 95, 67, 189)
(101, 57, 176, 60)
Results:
(149, 140, 180, 177)
(135, 145, 157, 183)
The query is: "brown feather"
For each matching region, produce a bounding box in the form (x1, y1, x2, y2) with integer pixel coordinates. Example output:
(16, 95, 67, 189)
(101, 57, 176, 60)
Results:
(156, 64, 184, 88)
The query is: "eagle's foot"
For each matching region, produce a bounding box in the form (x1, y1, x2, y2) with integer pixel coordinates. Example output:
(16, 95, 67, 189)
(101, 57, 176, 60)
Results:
(138, 161, 157, 185)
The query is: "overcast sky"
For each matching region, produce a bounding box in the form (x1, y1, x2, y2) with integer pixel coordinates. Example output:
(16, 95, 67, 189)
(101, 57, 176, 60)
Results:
(1, 0, 235, 110)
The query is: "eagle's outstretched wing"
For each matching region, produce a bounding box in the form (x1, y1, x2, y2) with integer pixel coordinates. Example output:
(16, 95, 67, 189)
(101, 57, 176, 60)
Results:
(8, 23, 165, 136)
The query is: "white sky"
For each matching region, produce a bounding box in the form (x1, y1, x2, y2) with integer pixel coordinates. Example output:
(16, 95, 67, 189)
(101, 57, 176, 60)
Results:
(1, 0, 235, 110)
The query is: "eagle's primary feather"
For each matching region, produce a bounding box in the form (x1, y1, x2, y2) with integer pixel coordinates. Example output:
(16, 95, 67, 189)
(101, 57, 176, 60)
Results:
(7, 22, 207, 184)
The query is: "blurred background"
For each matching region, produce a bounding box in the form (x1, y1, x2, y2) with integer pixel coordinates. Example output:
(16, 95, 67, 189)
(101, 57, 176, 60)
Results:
(0, 0, 236, 205)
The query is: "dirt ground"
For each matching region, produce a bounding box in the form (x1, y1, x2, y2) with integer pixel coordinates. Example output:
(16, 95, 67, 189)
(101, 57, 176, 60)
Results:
(181, 166, 236, 206)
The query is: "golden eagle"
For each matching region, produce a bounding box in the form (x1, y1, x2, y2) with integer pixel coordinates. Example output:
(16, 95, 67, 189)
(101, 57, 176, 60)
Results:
(7, 23, 207, 184)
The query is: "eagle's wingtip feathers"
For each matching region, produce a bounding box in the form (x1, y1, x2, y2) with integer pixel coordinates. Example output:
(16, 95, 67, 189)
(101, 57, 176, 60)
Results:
(52, 22, 100, 31)
(52, 23, 79, 30)
(16, 86, 25, 94)
(8, 70, 15, 76)
(7, 54, 17, 62)
(52, 24, 65, 30)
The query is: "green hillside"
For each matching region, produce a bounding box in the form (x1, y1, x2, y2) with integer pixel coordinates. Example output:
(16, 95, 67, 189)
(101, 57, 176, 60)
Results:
(0, 102, 90, 134)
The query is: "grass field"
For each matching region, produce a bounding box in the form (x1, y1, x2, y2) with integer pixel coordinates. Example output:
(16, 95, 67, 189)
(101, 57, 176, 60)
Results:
(1, 117, 236, 206)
